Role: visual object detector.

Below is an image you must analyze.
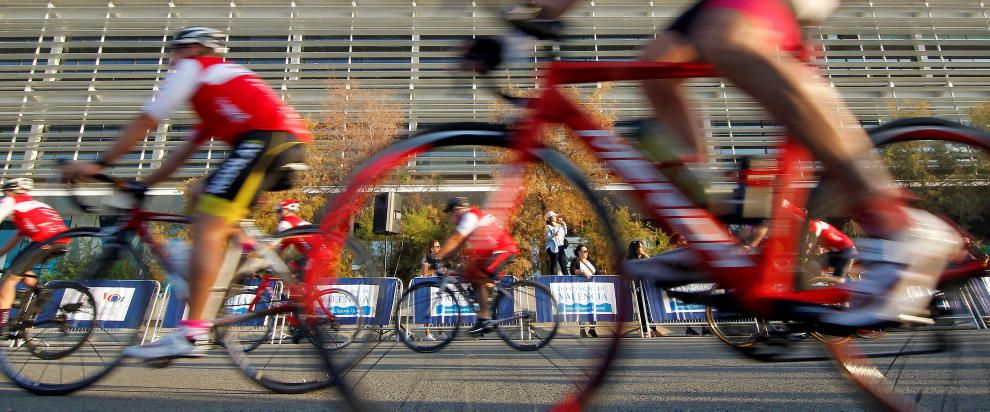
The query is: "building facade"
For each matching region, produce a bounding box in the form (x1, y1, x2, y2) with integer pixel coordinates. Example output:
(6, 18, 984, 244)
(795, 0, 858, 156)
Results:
(0, 0, 988, 195)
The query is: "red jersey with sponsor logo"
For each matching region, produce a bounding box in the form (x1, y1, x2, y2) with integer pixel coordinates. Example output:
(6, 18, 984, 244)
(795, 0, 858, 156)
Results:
(456, 207, 519, 256)
(144, 56, 312, 146)
(0, 194, 69, 243)
(276, 214, 317, 253)
(809, 220, 855, 252)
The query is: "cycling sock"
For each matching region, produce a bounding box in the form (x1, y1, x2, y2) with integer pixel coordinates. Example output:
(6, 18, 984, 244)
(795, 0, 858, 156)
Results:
(0, 308, 8, 328)
(179, 319, 212, 342)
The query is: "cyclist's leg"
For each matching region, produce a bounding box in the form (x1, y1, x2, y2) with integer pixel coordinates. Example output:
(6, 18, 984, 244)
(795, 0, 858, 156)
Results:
(640, 3, 706, 160)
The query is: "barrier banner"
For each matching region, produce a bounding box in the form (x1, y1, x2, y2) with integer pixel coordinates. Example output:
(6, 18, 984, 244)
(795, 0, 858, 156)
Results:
(408, 276, 514, 325)
(640, 280, 716, 322)
(38, 280, 158, 329)
(533, 276, 633, 323)
(318, 277, 399, 326)
(162, 277, 270, 328)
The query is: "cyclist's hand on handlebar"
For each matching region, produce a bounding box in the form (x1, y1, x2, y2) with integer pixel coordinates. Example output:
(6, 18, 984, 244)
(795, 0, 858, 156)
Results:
(461, 37, 504, 74)
(59, 160, 105, 183)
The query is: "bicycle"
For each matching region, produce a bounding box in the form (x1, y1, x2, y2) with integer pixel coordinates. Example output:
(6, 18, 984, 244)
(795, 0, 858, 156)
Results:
(307, 35, 990, 410)
(394, 265, 560, 353)
(0, 268, 96, 361)
(0, 169, 368, 395)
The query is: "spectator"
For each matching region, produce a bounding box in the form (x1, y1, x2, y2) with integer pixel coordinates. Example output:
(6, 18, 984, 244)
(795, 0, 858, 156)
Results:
(570, 244, 603, 338)
(419, 240, 445, 341)
(629, 240, 670, 337)
(544, 211, 568, 276)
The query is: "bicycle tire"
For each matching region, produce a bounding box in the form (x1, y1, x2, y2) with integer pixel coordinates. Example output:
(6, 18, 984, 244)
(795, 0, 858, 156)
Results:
(705, 304, 763, 348)
(816, 118, 990, 410)
(395, 280, 461, 353)
(0, 227, 151, 395)
(313, 122, 626, 411)
(216, 303, 332, 394)
(493, 280, 559, 351)
(218, 278, 278, 353)
(307, 287, 364, 351)
(20, 282, 97, 360)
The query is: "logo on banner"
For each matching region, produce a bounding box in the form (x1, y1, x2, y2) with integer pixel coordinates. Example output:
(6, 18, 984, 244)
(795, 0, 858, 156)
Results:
(61, 287, 136, 322)
(550, 282, 617, 315)
(663, 283, 714, 313)
(222, 293, 257, 315)
(430, 284, 478, 316)
(319, 284, 379, 317)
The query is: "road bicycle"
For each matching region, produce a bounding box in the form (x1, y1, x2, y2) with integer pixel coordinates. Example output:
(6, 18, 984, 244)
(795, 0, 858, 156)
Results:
(220, 266, 364, 353)
(394, 265, 560, 353)
(0, 170, 370, 395)
(307, 36, 990, 409)
(0, 268, 96, 362)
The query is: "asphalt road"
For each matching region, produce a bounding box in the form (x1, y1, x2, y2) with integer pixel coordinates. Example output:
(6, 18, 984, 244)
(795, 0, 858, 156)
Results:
(2, 329, 988, 411)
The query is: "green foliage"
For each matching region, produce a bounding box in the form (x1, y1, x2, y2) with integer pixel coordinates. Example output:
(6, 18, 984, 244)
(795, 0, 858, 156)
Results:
(612, 205, 672, 257)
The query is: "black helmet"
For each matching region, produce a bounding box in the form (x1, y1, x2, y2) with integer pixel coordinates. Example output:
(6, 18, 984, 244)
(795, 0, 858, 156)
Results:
(444, 197, 470, 213)
(169, 26, 226, 51)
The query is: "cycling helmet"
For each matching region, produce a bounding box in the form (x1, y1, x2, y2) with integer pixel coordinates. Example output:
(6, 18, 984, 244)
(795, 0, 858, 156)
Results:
(169, 26, 227, 51)
(1, 178, 33, 193)
(443, 197, 470, 213)
(277, 199, 300, 213)
(787, 0, 840, 22)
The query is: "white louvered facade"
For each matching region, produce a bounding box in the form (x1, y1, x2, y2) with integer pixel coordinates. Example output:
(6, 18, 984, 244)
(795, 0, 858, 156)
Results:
(1, 0, 988, 190)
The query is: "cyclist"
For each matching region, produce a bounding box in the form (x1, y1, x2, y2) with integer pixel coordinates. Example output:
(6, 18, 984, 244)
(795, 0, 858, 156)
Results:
(0, 178, 70, 337)
(428, 197, 519, 336)
(275, 199, 311, 253)
(467, 0, 960, 328)
(60, 26, 312, 359)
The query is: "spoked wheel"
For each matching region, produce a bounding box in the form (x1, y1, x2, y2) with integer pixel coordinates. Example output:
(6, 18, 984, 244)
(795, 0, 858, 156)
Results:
(395, 281, 461, 353)
(313, 123, 626, 411)
(813, 118, 990, 410)
(215, 302, 332, 394)
(492, 280, 559, 351)
(705, 305, 764, 348)
(0, 228, 152, 395)
(307, 287, 365, 351)
(218, 276, 278, 353)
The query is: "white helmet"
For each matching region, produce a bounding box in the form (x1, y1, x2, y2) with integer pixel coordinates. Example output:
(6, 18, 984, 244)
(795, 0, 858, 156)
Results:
(788, 0, 840, 23)
(169, 26, 227, 52)
(1, 177, 33, 193)
(276, 199, 301, 213)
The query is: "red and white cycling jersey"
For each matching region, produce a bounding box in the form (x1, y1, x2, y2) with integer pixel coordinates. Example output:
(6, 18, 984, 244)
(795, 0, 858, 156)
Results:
(0, 194, 69, 243)
(276, 214, 315, 253)
(143, 56, 312, 146)
(809, 219, 855, 252)
(455, 207, 520, 256)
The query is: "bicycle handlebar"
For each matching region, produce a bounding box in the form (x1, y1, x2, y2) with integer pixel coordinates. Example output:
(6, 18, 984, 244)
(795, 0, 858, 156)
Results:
(55, 158, 132, 214)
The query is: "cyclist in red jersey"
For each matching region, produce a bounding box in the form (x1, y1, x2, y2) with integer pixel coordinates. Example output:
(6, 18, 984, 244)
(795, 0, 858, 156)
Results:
(275, 199, 312, 253)
(428, 197, 520, 336)
(808, 220, 857, 279)
(471, 0, 960, 328)
(0, 178, 70, 337)
(61, 27, 313, 359)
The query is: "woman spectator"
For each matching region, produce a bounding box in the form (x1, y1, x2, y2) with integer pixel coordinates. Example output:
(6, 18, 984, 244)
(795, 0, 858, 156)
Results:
(629, 241, 670, 337)
(570, 244, 602, 337)
(419, 240, 445, 341)
(544, 211, 568, 276)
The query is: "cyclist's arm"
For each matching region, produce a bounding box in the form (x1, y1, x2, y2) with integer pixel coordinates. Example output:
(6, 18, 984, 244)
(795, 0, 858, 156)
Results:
(142, 138, 200, 186)
(533, 0, 577, 19)
(99, 60, 200, 166)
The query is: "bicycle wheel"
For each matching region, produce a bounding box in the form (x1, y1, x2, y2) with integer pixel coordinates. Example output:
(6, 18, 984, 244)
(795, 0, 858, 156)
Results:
(0, 227, 153, 395)
(307, 287, 364, 351)
(814, 118, 990, 410)
(215, 302, 331, 394)
(313, 122, 626, 411)
(493, 280, 559, 351)
(705, 305, 764, 348)
(218, 276, 278, 353)
(395, 280, 460, 353)
(15, 282, 97, 361)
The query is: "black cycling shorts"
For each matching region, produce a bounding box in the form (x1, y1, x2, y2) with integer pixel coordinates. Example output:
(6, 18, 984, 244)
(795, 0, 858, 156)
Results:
(196, 130, 306, 222)
(6, 242, 69, 277)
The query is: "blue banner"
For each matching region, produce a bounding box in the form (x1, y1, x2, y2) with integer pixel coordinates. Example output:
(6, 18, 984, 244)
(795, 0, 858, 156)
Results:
(32, 280, 159, 329)
(318, 277, 400, 326)
(532, 276, 633, 323)
(640, 280, 716, 322)
(163, 277, 270, 328)
(408, 276, 515, 325)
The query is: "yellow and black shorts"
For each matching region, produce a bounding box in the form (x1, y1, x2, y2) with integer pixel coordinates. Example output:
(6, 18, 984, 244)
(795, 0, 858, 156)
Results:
(196, 130, 306, 222)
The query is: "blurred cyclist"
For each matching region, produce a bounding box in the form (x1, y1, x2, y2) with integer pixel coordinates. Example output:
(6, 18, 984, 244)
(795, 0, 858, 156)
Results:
(465, 1, 960, 328)
(60, 26, 312, 359)
(0, 178, 71, 337)
(428, 197, 519, 336)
